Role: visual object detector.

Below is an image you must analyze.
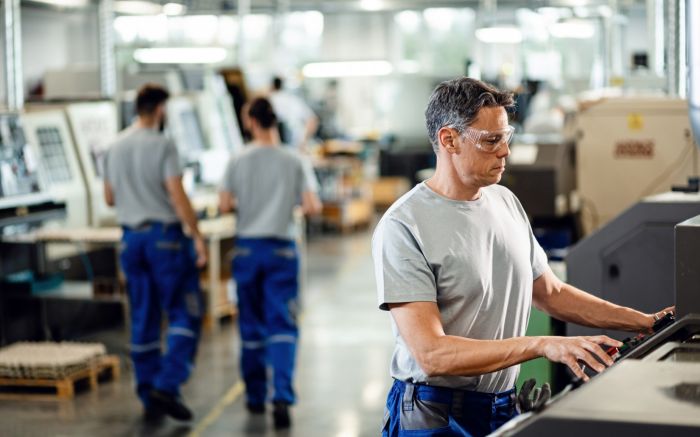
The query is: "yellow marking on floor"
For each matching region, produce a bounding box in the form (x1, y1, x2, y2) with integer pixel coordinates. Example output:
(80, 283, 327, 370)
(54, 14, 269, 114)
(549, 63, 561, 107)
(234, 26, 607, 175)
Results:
(189, 380, 245, 437)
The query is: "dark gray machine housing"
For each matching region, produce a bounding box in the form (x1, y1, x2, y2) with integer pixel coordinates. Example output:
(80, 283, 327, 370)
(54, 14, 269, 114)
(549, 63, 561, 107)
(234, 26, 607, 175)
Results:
(676, 215, 700, 318)
(500, 136, 576, 219)
(566, 192, 700, 338)
(501, 315, 700, 437)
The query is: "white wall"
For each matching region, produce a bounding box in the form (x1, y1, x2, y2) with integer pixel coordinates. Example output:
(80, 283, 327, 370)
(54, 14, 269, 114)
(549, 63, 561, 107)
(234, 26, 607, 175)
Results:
(21, 6, 99, 98)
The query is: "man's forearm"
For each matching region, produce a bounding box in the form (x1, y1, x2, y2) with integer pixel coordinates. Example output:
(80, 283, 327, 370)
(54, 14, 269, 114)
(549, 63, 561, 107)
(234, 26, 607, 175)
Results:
(539, 283, 650, 331)
(171, 193, 202, 238)
(416, 335, 542, 377)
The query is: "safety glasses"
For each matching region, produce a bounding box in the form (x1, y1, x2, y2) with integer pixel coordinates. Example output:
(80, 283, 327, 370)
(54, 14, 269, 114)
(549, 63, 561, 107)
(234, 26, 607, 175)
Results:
(459, 125, 515, 153)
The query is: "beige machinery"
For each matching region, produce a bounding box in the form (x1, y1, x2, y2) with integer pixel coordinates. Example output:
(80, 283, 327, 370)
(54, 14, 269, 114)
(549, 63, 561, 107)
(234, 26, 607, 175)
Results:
(21, 110, 90, 228)
(65, 102, 119, 226)
(576, 97, 698, 235)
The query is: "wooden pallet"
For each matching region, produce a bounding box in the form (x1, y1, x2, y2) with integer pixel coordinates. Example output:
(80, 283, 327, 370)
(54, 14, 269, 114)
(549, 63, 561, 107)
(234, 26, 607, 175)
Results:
(0, 355, 120, 401)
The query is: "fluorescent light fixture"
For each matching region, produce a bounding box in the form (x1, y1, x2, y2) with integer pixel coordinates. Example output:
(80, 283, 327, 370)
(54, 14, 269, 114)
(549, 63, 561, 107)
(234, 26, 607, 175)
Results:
(550, 20, 595, 39)
(302, 61, 393, 78)
(163, 2, 186, 15)
(475, 26, 523, 44)
(133, 47, 228, 64)
(29, 0, 89, 7)
(360, 0, 382, 11)
(114, 1, 163, 15)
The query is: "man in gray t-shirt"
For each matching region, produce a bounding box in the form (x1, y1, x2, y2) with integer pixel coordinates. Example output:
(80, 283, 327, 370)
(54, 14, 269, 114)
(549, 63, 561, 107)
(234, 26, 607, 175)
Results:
(372, 77, 674, 437)
(104, 84, 207, 422)
(219, 97, 321, 429)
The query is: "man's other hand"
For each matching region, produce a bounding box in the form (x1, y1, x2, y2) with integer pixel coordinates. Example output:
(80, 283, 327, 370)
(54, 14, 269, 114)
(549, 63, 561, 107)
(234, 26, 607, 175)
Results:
(194, 236, 208, 268)
(539, 335, 622, 381)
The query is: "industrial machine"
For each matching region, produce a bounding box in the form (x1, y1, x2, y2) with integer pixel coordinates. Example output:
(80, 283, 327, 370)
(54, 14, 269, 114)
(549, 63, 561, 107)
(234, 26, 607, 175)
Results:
(0, 114, 117, 345)
(576, 96, 697, 235)
(64, 101, 119, 226)
(17, 110, 86, 228)
(566, 191, 700, 339)
(0, 113, 66, 230)
(193, 74, 244, 186)
(495, 214, 700, 436)
(502, 134, 577, 222)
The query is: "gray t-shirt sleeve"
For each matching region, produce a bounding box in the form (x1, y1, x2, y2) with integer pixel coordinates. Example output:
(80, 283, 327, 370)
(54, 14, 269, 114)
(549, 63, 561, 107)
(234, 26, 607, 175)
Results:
(531, 229, 549, 280)
(372, 217, 437, 311)
(162, 141, 182, 180)
(219, 156, 238, 195)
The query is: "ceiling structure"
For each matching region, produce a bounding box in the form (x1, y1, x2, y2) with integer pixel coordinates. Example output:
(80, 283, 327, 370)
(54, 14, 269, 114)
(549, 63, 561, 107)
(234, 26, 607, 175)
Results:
(23, 0, 648, 14)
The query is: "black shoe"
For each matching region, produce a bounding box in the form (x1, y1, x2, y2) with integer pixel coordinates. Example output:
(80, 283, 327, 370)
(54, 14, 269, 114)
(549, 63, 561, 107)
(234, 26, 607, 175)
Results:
(272, 402, 291, 429)
(149, 389, 193, 422)
(143, 406, 165, 423)
(246, 403, 265, 414)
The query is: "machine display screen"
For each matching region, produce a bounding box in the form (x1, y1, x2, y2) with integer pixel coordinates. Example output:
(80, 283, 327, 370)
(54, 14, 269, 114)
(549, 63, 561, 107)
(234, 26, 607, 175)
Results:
(178, 109, 206, 154)
(36, 126, 72, 183)
(0, 115, 41, 198)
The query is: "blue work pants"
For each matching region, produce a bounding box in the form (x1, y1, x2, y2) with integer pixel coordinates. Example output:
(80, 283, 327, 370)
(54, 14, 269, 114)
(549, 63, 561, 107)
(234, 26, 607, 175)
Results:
(232, 237, 299, 406)
(120, 222, 202, 407)
(383, 380, 517, 437)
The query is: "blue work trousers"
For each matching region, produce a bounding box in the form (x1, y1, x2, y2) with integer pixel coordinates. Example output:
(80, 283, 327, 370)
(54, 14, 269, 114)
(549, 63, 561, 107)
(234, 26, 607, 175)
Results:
(383, 380, 517, 437)
(232, 237, 299, 406)
(120, 222, 202, 407)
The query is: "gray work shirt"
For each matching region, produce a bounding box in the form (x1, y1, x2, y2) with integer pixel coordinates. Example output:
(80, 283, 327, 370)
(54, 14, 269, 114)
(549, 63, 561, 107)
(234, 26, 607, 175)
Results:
(103, 126, 181, 227)
(220, 145, 318, 240)
(372, 182, 548, 393)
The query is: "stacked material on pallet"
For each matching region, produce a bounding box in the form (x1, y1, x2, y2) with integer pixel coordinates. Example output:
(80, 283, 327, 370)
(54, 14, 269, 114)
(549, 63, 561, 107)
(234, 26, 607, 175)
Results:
(0, 342, 107, 379)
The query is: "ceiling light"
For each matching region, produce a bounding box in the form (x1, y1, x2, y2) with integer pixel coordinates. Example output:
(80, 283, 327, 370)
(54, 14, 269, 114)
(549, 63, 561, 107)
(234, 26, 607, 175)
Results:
(29, 0, 89, 7)
(549, 20, 595, 39)
(162, 2, 186, 15)
(302, 61, 393, 78)
(475, 26, 523, 44)
(133, 47, 228, 64)
(114, 1, 163, 15)
(360, 0, 382, 11)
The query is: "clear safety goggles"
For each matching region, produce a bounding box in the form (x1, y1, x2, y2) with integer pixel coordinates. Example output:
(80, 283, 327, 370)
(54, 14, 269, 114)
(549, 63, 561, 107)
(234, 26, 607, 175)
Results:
(457, 125, 515, 153)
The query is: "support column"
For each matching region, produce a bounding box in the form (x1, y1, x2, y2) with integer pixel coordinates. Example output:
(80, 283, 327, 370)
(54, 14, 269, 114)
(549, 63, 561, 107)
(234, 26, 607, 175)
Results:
(98, 0, 116, 98)
(3, 0, 23, 111)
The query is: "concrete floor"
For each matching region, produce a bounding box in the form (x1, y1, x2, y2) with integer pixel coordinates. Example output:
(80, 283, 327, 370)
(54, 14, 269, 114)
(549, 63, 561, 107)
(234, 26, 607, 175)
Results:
(0, 230, 394, 437)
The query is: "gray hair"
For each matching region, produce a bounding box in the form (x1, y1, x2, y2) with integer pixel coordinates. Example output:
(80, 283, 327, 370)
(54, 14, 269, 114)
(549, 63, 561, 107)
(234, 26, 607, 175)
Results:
(425, 77, 515, 153)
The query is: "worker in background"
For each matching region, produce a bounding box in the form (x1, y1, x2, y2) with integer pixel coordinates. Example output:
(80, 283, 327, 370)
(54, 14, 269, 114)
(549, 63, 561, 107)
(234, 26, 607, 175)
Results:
(269, 76, 319, 151)
(219, 97, 322, 429)
(103, 83, 207, 423)
(372, 77, 674, 437)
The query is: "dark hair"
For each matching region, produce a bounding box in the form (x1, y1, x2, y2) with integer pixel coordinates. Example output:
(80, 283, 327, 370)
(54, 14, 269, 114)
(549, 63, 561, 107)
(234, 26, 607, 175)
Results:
(247, 97, 278, 129)
(425, 77, 514, 153)
(272, 76, 283, 91)
(136, 83, 169, 116)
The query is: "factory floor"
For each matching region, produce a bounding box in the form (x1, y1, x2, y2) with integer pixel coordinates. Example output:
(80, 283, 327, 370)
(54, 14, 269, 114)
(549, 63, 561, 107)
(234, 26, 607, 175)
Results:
(0, 229, 393, 437)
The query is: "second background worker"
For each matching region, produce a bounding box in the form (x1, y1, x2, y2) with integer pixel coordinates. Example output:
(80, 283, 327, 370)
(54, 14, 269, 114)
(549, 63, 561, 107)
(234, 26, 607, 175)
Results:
(219, 96, 322, 429)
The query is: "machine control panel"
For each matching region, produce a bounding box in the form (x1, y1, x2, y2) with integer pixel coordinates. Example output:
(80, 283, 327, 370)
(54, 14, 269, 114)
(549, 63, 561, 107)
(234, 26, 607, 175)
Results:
(577, 312, 676, 379)
(606, 313, 676, 361)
